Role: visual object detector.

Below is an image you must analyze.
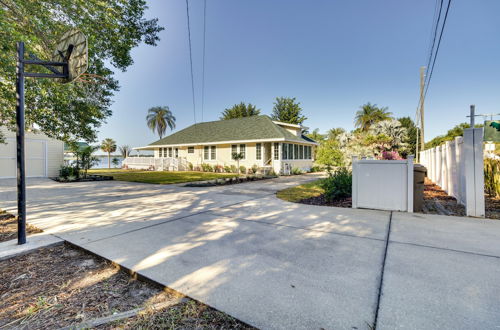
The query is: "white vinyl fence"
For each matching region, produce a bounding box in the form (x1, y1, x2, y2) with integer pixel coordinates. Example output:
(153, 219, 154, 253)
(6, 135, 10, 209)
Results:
(419, 127, 484, 217)
(352, 156, 414, 212)
(123, 157, 189, 171)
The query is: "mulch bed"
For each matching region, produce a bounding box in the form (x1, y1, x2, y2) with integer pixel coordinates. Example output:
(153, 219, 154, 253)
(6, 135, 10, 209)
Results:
(0, 244, 253, 329)
(0, 210, 43, 243)
(422, 178, 500, 219)
(297, 195, 352, 208)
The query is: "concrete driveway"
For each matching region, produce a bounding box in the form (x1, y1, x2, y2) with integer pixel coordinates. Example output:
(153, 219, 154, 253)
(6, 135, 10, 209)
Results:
(1, 176, 499, 329)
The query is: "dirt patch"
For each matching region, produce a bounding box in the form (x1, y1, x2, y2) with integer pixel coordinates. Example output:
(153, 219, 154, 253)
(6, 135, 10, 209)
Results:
(0, 210, 43, 243)
(422, 179, 500, 219)
(0, 244, 253, 329)
(297, 195, 352, 208)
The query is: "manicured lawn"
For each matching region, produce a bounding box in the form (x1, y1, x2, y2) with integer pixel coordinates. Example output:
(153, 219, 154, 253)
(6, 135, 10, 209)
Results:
(87, 169, 238, 184)
(276, 179, 325, 202)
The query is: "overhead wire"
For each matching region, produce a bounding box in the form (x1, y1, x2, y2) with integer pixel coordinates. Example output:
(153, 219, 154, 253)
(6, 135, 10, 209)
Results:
(415, 0, 452, 155)
(424, 0, 452, 98)
(201, 0, 207, 122)
(185, 0, 197, 123)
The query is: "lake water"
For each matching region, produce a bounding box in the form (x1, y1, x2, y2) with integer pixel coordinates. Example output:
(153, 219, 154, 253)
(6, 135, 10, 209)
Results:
(94, 156, 124, 169)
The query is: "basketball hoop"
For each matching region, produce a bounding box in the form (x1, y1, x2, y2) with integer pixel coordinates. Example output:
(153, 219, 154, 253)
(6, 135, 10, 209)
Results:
(14, 29, 88, 245)
(52, 29, 88, 83)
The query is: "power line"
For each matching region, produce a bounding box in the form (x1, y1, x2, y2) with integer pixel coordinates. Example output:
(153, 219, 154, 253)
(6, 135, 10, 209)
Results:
(424, 0, 444, 85)
(201, 0, 207, 122)
(424, 0, 452, 98)
(185, 0, 196, 123)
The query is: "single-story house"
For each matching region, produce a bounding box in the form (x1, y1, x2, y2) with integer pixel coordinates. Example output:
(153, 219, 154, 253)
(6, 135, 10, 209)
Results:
(0, 127, 64, 179)
(133, 115, 318, 174)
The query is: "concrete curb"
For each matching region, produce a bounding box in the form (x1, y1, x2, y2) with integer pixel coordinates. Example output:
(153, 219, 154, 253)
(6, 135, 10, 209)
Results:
(0, 233, 64, 261)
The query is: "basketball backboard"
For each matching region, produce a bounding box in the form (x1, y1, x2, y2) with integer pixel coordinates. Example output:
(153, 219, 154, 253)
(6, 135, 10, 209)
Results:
(52, 29, 88, 83)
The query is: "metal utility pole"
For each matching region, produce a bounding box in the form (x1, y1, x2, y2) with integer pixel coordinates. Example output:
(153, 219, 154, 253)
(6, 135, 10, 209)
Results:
(419, 66, 425, 151)
(469, 104, 475, 127)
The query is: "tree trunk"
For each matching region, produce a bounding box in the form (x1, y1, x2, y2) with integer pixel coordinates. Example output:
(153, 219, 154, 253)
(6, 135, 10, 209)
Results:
(108, 152, 111, 168)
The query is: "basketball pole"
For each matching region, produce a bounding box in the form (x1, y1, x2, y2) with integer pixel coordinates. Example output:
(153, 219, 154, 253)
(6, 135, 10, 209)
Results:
(15, 41, 69, 245)
(16, 42, 26, 245)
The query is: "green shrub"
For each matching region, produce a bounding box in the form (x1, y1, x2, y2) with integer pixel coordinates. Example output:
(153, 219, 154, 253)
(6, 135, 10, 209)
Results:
(251, 164, 259, 174)
(188, 162, 194, 170)
(59, 165, 79, 179)
(320, 167, 352, 201)
(201, 163, 213, 172)
(310, 165, 322, 173)
(292, 167, 302, 175)
(484, 158, 500, 198)
(224, 165, 232, 173)
(239, 165, 246, 174)
(230, 165, 238, 173)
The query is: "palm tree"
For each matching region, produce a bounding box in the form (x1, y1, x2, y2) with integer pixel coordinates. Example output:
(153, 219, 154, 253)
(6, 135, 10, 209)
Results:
(146, 106, 176, 139)
(101, 138, 117, 169)
(354, 103, 392, 131)
(119, 145, 131, 159)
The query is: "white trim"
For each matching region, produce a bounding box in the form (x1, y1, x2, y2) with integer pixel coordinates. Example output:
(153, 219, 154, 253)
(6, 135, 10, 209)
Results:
(272, 121, 301, 128)
(135, 137, 319, 150)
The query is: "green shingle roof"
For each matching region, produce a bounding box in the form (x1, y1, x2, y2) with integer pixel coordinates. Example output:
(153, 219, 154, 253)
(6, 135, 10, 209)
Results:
(148, 115, 316, 146)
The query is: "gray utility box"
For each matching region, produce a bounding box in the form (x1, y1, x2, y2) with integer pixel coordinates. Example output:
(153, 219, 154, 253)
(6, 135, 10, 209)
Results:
(413, 164, 427, 212)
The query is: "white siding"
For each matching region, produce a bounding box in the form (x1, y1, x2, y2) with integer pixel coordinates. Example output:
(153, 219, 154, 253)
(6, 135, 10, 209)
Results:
(0, 127, 63, 178)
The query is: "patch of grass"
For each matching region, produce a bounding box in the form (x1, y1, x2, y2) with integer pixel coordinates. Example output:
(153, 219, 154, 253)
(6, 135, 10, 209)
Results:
(276, 179, 325, 203)
(87, 169, 237, 185)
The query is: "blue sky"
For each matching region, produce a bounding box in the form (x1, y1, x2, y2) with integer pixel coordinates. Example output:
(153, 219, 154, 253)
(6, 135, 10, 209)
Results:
(96, 0, 500, 152)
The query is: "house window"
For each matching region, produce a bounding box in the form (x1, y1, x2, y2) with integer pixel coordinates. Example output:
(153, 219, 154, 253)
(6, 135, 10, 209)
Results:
(239, 144, 246, 159)
(256, 143, 262, 160)
(231, 144, 237, 156)
(299, 145, 304, 159)
(305, 146, 309, 159)
(307, 146, 312, 159)
(204, 146, 209, 160)
(282, 143, 287, 160)
(294, 144, 299, 160)
(288, 144, 293, 160)
(159, 148, 163, 157)
(274, 143, 279, 160)
(211, 146, 216, 160)
(188, 147, 194, 153)
(168, 147, 172, 157)
(175, 148, 179, 158)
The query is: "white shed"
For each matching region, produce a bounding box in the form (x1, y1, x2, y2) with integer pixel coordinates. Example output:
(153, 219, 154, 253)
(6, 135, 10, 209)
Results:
(0, 128, 64, 179)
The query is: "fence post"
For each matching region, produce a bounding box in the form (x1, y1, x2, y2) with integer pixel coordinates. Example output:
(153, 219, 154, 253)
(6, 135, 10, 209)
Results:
(473, 128, 485, 217)
(455, 136, 464, 204)
(407, 155, 414, 212)
(352, 156, 358, 209)
(463, 129, 475, 215)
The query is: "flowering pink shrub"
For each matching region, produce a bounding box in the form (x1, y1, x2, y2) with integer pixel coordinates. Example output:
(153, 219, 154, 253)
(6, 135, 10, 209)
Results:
(379, 150, 403, 160)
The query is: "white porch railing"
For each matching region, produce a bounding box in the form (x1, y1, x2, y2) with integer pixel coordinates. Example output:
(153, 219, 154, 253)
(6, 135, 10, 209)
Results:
(123, 157, 189, 171)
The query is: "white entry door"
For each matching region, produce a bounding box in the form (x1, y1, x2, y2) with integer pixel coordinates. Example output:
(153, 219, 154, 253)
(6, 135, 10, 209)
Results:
(0, 138, 47, 178)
